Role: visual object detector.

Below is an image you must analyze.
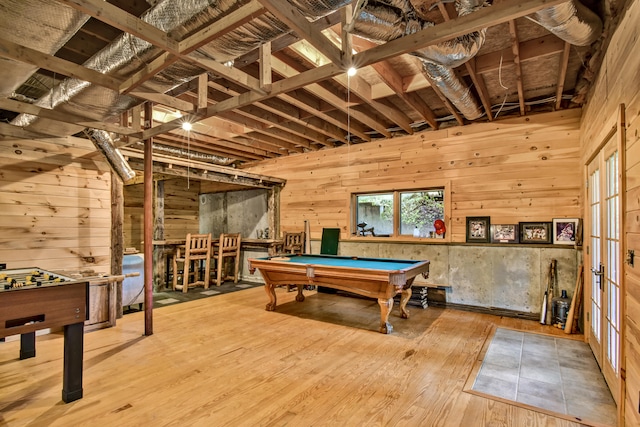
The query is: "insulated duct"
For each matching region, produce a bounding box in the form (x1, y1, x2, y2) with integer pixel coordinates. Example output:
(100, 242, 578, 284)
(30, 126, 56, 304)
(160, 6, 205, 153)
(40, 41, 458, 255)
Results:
(130, 141, 236, 166)
(87, 130, 136, 183)
(11, 0, 352, 132)
(0, 0, 89, 97)
(351, 0, 486, 120)
(532, 0, 602, 46)
(8, 0, 603, 144)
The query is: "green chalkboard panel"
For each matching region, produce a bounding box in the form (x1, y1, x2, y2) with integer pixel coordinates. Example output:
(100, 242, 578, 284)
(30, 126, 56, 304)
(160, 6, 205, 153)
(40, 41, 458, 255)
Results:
(320, 228, 340, 255)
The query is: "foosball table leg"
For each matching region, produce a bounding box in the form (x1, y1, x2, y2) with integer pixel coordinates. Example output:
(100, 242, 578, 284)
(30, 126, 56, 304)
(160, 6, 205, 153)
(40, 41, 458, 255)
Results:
(62, 322, 84, 403)
(20, 332, 36, 359)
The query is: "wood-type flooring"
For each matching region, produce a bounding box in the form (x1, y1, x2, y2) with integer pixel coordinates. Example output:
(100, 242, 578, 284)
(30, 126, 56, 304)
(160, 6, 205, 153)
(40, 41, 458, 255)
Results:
(0, 286, 604, 426)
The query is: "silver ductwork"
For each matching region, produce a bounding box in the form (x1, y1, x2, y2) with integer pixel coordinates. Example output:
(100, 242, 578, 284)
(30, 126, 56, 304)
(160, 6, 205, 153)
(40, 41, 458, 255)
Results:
(0, 0, 89, 97)
(130, 141, 236, 166)
(8, 0, 603, 145)
(87, 130, 136, 183)
(11, 0, 353, 132)
(532, 1, 602, 46)
(351, 0, 486, 120)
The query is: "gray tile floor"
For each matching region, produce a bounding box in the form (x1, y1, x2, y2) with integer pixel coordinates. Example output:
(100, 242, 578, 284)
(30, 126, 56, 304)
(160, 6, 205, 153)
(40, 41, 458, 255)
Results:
(472, 328, 617, 426)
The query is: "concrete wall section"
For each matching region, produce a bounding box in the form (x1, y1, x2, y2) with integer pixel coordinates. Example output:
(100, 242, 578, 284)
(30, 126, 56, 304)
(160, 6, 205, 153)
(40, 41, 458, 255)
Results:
(249, 240, 581, 315)
(200, 188, 269, 239)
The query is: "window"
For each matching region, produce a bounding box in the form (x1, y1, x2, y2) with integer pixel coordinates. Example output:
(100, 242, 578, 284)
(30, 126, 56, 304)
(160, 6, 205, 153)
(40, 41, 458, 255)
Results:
(353, 187, 446, 238)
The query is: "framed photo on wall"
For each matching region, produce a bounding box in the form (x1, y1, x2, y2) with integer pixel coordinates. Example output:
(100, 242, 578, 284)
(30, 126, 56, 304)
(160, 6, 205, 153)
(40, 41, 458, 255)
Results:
(552, 218, 580, 245)
(519, 222, 552, 244)
(490, 224, 519, 243)
(466, 216, 491, 243)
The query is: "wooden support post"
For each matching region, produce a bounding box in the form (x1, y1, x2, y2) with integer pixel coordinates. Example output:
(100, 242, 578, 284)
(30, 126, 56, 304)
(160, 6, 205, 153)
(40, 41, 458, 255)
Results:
(153, 180, 166, 290)
(198, 73, 208, 110)
(341, 4, 353, 68)
(259, 41, 272, 93)
(111, 172, 124, 319)
(143, 102, 154, 336)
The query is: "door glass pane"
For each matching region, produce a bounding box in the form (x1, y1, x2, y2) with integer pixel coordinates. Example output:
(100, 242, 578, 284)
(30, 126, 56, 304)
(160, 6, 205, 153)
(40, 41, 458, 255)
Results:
(605, 151, 620, 373)
(590, 169, 601, 343)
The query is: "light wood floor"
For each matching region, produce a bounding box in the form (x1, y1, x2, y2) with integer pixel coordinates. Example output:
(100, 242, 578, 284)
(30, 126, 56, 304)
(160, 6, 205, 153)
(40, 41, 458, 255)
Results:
(1, 286, 592, 426)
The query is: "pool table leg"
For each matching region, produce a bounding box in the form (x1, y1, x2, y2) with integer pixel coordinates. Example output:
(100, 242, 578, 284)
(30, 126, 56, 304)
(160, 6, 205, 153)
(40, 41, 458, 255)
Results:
(295, 284, 305, 302)
(399, 286, 412, 319)
(377, 297, 394, 334)
(265, 283, 277, 311)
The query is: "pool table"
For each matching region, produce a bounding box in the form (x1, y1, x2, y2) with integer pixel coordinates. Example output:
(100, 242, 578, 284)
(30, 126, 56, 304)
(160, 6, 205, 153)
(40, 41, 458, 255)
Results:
(248, 254, 430, 334)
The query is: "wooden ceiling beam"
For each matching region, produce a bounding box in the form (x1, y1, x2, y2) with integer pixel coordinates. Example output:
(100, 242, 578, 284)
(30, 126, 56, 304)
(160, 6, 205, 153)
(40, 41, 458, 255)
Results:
(0, 97, 136, 136)
(234, 10, 342, 67)
(278, 91, 366, 142)
(257, 0, 343, 66)
(119, 1, 266, 94)
(259, 41, 273, 93)
(0, 37, 121, 91)
(187, 55, 263, 93)
(203, 109, 306, 153)
(188, 87, 316, 149)
(472, 34, 564, 75)
(54, 0, 180, 54)
(273, 52, 391, 137)
(354, 0, 568, 67)
(207, 80, 342, 145)
(289, 40, 412, 134)
(508, 20, 526, 115)
(139, 0, 568, 140)
(555, 41, 571, 110)
(122, 150, 286, 187)
(350, 37, 438, 129)
(157, 132, 271, 161)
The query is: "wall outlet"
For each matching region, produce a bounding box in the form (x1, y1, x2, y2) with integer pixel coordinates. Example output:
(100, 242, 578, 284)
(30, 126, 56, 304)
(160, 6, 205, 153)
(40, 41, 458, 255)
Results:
(0, 263, 6, 270)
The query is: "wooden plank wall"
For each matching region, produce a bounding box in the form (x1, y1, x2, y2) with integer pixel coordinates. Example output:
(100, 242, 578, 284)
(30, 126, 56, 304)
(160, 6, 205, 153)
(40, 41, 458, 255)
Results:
(123, 177, 200, 251)
(579, 1, 640, 425)
(245, 109, 582, 241)
(0, 132, 111, 273)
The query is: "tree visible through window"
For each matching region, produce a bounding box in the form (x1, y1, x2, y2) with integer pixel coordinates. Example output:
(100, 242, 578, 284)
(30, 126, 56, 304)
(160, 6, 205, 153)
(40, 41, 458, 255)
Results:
(354, 189, 445, 237)
(400, 190, 444, 237)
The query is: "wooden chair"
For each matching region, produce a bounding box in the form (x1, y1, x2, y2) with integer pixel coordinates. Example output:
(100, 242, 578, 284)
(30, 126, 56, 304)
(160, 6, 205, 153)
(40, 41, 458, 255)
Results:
(281, 231, 305, 254)
(172, 233, 212, 293)
(212, 233, 241, 286)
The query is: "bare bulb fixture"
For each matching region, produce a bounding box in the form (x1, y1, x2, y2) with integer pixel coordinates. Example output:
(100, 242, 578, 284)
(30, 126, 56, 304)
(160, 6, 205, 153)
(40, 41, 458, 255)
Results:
(182, 122, 192, 131)
(347, 67, 357, 77)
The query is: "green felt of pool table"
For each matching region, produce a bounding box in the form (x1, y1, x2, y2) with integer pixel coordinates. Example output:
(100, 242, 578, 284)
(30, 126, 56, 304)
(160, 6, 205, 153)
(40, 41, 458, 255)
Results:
(267, 254, 420, 271)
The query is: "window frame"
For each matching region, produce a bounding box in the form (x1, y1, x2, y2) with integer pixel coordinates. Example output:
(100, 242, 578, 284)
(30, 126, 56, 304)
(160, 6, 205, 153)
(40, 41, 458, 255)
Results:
(350, 181, 451, 242)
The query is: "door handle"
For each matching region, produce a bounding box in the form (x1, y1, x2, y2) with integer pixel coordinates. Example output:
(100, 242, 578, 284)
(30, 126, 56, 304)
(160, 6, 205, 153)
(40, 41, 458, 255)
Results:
(592, 263, 605, 290)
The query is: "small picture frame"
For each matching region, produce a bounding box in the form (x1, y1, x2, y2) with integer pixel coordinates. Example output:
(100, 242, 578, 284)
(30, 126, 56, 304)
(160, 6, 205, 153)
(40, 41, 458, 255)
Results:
(490, 224, 519, 243)
(519, 222, 552, 244)
(466, 216, 491, 243)
(552, 218, 580, 245)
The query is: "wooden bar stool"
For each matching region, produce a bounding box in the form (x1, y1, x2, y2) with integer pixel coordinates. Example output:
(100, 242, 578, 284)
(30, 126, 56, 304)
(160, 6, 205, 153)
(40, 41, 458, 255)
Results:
(172, 233, 212, 293)
(212, 233, 241, 286)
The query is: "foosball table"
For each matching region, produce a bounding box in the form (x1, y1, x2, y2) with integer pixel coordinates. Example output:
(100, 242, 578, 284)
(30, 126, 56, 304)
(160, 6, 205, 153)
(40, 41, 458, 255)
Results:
(0, 267, 89, 403)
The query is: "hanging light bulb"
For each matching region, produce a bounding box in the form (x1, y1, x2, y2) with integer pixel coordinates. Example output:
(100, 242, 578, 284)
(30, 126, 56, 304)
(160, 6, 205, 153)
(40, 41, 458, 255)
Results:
(347, 66, 357, 77)
(182, 122, 192, 131)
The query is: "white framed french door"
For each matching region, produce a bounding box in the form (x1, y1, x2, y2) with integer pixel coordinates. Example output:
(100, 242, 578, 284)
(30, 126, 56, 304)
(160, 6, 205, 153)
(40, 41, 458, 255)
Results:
(586, 119, 623, 405)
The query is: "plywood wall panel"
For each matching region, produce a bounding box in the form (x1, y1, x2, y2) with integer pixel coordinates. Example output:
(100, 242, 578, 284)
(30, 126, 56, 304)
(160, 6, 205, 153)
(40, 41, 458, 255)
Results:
(123, 178, 200, 250)
(580, 2, 640, 422)
(245, 109, 582, 241)
(0, 134, 111, 273)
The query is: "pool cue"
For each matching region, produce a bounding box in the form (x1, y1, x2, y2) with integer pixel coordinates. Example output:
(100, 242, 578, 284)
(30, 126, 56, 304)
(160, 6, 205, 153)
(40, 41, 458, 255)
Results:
(304, 220, 311, 254)
(564, 264, 583, 334)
